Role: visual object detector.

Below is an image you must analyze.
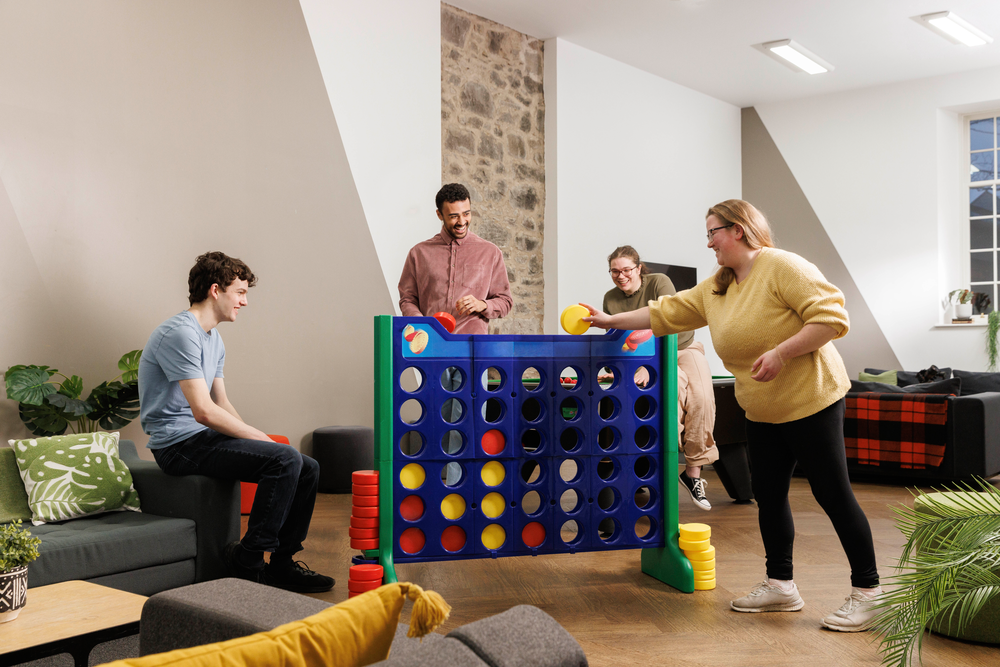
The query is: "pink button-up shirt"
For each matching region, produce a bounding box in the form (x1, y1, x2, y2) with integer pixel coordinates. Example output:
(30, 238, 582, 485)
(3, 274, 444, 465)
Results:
(398, 230, 513, 335)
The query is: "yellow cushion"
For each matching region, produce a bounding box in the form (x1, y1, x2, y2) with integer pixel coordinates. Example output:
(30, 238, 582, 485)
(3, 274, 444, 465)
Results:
(98, 582, 449, 667)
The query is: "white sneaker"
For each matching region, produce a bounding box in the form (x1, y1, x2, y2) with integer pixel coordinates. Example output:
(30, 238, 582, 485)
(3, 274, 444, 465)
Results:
(679, 471, 711, 511)
(731, 581, 804, 613)
(821, 590, 878, 632)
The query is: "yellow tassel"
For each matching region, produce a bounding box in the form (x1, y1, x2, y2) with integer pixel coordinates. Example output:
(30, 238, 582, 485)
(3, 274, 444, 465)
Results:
(404, 583, 451, 638)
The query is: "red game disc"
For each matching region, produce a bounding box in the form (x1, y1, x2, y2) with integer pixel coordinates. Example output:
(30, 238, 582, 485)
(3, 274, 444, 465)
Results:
(522, 522, 546, 548)
(349, 526, 379, 539)
(433, 312, 457, 333)
(348, 579, 382, 594)
(351, 516, 378, 529)
(352, 470, 378, 485)
(351, 538, 379, 551)
(349, 564, 383, 581)
(352, 494, 379, 507)
(399, 527, 426, 554)
(399, 495, 425, 521)
(351, 505, 379, 518)
(481, 429, 505, 456)
(352, 483, 379, 496)
(441, 525, 467, 552)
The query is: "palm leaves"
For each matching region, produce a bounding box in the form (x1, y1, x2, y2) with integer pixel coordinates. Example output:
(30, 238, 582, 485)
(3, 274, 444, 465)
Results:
(870, 478, 1000, 666)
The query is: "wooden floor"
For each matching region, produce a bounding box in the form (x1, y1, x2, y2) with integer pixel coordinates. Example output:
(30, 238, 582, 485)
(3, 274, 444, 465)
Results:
(267, 469, 1000, 667)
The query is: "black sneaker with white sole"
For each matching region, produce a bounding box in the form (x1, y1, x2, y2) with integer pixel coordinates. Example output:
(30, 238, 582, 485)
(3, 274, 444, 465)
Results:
(679, 471, 712, 510)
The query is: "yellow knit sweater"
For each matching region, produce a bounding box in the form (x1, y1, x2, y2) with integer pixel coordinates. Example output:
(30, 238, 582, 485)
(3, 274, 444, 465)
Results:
(648, 247, 851, 423)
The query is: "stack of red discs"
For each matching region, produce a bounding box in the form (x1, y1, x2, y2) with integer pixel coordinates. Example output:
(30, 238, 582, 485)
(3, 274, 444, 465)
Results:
(347, 563, 384, 598)
(350, 470, 379, 552)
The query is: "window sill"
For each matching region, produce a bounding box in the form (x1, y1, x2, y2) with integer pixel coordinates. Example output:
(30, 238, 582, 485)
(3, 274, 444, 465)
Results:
(934, 322, 987, 328)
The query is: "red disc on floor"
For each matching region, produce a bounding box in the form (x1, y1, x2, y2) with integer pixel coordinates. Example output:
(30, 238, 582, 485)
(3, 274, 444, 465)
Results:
(353, 494, 379, 507)
(353, 470, 378, 485)
(348, 579, 382, 594)
(522, 521, 546, 548)
(349, 526, 379, 539)
(349, 564, 383, 582)
(440, 525, 467, 552)
(351, 516, 378, 529)
(480, 429, 505, 456)
(351, 538, 379, 551)
(399, 527, 426, 554)
(399, 495, 425, 521)
(352, 506, 379, 518)
(352, 483, 379, 496)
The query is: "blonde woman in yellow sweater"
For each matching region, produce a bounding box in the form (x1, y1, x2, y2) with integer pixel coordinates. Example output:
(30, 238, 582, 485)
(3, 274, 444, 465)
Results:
(581, 200, 881, 632)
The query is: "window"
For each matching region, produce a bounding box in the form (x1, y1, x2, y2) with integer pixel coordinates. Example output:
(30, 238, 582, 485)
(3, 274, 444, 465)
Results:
(967, 112, 1000, 313)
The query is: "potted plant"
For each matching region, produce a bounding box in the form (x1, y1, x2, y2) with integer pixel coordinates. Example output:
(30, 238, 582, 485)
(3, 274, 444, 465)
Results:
(4, 350, 142, 437)
(987, 311, 1000, 371)
(0, 520, 41, 623)
(949, 289, 974, 320)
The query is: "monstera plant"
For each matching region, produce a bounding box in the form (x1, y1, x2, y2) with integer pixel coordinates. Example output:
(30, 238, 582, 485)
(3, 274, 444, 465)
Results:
(4, 351, 142, 437)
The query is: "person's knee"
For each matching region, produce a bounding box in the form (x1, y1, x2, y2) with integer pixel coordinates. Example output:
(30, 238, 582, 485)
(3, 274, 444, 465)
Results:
(300, 454, 320, 481)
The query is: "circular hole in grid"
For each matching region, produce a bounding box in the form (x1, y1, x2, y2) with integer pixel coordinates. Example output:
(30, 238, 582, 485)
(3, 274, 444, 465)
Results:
(521, 397, 544, 422)
(399, 367, 424, 393)
(634, 426, 655, 450)
(634, 365, 657, 389)
(634, 456, 653, 480)
(635, 516, 654, 539)
(522, 522, 546, 548)
(399, 431, 424, 456)
(441, 462, 465, 487)
(481, 429, 505, 456)
(400, 399, 424, 425)
(521, 367, 542, 392)
(634, 395, 656, 420)
(597, 366, 616, 391)
(441, 398, 465, 424)
(597, 426, 619, 451)
(482, 398, 505, 423)
(521, 490, 542, 515)
(559, 397, 582, 421)
(440, 367, 464, 392)
(597, 456, 617, 481)
(560, 520, 580, 545)
(400, 494, 424, 521)
(520, 460, 542, 485)
(441, 430, 464, 456)
(400, 527, 426, 554)
(559, 427, 583, 453)
(441, 525, 467, 552)
(560, 488, 581, 512)
(440, 493, 466, 520)
(597, 486, 620, 511)
(481, 366, 504, 392)
(634, 485, 656, 509)
(598, 518, 619, 542)
(559, 366, 580, 390)
(559, 458, 580, 483)
(521, 429, 542, 453)
(598, 396, 620, 420)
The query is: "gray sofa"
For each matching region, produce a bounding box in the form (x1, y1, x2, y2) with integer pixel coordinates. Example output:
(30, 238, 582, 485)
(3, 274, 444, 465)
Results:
(139, 578, 589, 667)
(18, 439, 240, 595)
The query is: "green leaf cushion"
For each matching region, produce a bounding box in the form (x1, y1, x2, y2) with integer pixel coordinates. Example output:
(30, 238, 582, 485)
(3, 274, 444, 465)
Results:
(8, 431, 141, 525)
(0, 447, 32, 523)
(858, 369, 897, 385)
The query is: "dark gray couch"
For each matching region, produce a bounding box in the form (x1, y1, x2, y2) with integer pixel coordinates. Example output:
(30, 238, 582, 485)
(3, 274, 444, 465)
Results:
(23, 439, 240, 595)
(139, 578, 588, 667)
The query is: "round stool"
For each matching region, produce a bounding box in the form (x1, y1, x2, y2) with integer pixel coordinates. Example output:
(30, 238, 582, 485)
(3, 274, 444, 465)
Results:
(312, 426, 374, 494)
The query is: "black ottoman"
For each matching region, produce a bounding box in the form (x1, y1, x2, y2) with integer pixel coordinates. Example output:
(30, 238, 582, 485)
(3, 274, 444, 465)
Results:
(312, 426, 374, 494)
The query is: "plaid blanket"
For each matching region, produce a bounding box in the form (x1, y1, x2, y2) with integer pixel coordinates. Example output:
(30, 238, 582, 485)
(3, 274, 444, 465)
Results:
(844, 393, 951, 469)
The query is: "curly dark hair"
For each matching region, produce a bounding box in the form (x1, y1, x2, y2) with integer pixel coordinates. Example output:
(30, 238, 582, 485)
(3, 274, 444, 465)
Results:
(435, 183, 471, 212)
(188, 251, 258, 306)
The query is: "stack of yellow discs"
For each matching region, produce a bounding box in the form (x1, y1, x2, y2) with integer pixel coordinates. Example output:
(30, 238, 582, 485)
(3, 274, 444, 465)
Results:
(679, 523, 715, 590)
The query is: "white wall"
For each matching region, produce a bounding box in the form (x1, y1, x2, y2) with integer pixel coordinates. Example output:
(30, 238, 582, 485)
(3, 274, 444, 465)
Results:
(545, 39, 742, 373)
(298, 0, 442, 312)
(756, 66, 1000, 372)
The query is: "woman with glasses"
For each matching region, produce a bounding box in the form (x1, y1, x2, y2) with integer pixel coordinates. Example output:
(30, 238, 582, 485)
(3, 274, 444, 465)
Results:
(602, 246, 718, 511)
(583, 201, 881, 633)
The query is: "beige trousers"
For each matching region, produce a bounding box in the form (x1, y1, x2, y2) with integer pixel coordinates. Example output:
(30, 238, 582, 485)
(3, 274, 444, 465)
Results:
(676, 342, 718, 467)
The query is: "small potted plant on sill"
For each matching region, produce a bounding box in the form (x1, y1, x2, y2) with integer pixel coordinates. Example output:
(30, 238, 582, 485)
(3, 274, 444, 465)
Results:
(0, 520, 41, 623)
(949, 289, 974, 321)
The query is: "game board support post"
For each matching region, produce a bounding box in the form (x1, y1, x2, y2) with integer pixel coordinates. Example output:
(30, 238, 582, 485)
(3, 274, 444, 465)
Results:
(374, 315, 398, 583)
(640, 333, 695, 592)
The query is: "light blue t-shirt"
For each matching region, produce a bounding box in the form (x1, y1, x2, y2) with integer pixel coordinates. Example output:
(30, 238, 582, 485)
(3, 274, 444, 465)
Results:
(138, 311, 226, 449)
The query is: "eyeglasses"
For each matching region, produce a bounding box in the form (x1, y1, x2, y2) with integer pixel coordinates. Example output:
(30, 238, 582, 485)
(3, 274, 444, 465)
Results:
(609, 266, 639, 278)
(707, 223, 735, 241)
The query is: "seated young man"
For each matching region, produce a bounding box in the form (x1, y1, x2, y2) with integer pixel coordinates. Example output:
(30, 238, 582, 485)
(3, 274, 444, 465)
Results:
(138, 251, 333, 593)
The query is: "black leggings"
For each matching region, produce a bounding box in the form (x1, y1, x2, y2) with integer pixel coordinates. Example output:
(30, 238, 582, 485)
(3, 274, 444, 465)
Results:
(746, 398, 879, 588)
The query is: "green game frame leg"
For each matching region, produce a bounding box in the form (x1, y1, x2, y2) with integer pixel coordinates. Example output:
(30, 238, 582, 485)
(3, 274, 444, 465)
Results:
(374, 315, 398, 584)
(640, 333, 694, 593)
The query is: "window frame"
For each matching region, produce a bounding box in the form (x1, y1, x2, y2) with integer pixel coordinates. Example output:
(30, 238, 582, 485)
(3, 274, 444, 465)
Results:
(962, 110, 1000, 314)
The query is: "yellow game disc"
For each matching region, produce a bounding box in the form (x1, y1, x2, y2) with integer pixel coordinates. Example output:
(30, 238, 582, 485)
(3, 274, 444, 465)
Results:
(481, 492, 506, 518)
(693, 568, 716, 581)
(440, 493, 466, 520)
(684, 545, 716, 561)
(481, 524, 506, 550)
(678, 536, 710, 551)
(690, 558, 716, 571)
(694, 578, 716, 590)
(480, 461, 506, 487)
(560, 305, 591, 336)
(399, 463, 426, 489)
(678, 523, 711, 541)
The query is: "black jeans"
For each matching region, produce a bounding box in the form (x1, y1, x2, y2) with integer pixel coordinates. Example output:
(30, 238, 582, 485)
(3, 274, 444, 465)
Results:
(746, 398, 879, 588)
(153, 429, 320, 558)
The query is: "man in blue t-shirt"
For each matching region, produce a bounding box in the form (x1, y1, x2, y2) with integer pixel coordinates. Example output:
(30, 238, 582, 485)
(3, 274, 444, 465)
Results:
(138, 251, 333, 593)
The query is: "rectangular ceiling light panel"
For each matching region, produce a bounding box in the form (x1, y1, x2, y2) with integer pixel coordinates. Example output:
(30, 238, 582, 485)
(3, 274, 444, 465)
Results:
(760, 39, 834, 75)
(919, 11, 993, 46)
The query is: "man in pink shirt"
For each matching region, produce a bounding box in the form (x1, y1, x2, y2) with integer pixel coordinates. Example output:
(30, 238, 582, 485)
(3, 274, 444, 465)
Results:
(398, 183, 513, 335)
